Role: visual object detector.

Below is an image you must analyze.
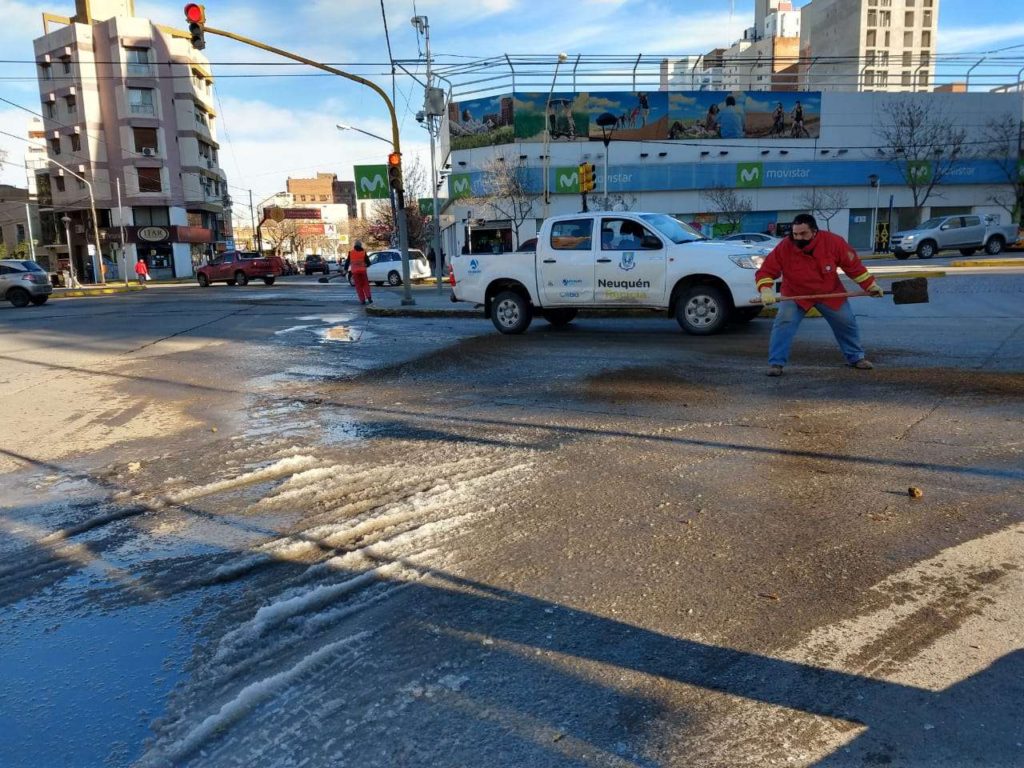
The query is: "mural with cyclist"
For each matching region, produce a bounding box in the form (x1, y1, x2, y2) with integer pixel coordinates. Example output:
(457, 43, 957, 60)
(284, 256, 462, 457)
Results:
(447, 90, 821, 147)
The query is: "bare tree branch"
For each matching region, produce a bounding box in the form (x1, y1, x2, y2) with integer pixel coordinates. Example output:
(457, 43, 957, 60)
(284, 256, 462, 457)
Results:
(702, 186, 752, 235)
(980, 113, 1024, 225)
(474, 159, 536, 248)
(796, 187, 849, 231)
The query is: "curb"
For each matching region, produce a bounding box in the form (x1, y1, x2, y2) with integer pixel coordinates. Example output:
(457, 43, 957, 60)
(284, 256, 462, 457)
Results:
(948, 258, 1024, 268)
(873, 270, 947, 279)
(52, 285, 146, 298)
(365, 306, 768, 320)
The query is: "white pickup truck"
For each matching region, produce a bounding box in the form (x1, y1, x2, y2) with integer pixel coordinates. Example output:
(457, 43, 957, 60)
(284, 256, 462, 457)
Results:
(450, 212, 768, 335)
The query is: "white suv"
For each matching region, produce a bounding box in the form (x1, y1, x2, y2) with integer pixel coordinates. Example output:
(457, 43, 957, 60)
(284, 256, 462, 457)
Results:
(348, 249, 431, 286)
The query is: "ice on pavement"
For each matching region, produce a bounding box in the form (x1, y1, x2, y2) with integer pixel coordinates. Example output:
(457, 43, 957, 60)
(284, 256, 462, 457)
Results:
(164, 454, 319, 504)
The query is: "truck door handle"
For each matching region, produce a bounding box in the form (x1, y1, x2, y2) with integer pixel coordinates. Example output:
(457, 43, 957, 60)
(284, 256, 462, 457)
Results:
(596, 258, 612, 263)
(542, 259, 557, 263)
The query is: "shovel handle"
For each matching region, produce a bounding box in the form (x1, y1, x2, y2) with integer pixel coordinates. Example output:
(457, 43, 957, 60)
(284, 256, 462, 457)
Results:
(749, 290, 886, 305)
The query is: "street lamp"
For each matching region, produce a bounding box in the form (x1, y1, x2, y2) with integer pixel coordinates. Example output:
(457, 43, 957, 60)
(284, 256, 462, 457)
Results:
(868, 174, 881, 253)
(60, 214, 78, 287)
(542, 52, 570, 209)
(47, 159, 104, 284)
(596, 112, 618, 201)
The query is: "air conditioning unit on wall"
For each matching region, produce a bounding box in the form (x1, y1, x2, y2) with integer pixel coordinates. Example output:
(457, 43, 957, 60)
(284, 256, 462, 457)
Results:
(142, 147, 155, 157)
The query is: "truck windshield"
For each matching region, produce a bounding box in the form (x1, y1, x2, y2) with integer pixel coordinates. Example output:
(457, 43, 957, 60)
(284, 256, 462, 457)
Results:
(639, 214, 707, 244)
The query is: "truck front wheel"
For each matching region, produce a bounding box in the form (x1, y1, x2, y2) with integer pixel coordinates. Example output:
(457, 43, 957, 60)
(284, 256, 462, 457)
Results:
(916, 240, 936, 259)
(235, 271, 249, 286)
(541, 308, 577, 327)
(491, 290, 533, 334)
(676, 285, 728, 335)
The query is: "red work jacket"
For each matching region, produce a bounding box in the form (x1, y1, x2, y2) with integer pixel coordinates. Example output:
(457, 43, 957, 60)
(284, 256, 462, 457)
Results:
(348, 249, 367, 274)
(755, 231, 878, 310)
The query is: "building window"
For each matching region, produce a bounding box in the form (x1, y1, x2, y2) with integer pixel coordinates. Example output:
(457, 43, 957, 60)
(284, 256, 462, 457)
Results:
(65, 94, 76, 114)
(133, 127, 158, 154)
(865, 71, 876, 86)
(903, 51, 912, 67)
(922, 30, 931, 47)
(866, 29, 877, 46)
(866, 50, 877, 66)
(902, 71, 912, 86)
(128, 88, 155, 115)
(194, 106, 208, 127)
(54, 175, 65, 192)
(919, 71, 929, 88)
(44, 101, 56, 118)
(884, 30, 891, 46)
(60, 55, 71, 74)
(923, 10, 932, 26)
(70, 133, 81, 152)
(880, 10, 891, 26)
(879, 51, 889, 66)
(924, 0, 932, 6)
(867, 9, 877, 25)
(125, 47, 150, 76)
(319, 195, 328, 201)
(16, 224, 26, 243)
(920, 51, 930, 66)
(137, 167, 162, 192)
(49, 137, 61, 155)
(134, 206, 170, 226)
(906, 0, 914, 4)
(877, 71, 889, 87)
(76, 177, 86, 190)
(40, 63, 52, 81)
(904, 30, 913, 46)
(905, 11, 914, 26)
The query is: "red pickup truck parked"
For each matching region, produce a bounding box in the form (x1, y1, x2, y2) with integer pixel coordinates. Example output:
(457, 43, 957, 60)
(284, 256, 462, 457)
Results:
(196, 251, 284, 287)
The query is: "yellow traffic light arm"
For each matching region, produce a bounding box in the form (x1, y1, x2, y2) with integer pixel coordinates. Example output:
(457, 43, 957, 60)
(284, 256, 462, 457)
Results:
(201, 26, 401, 159)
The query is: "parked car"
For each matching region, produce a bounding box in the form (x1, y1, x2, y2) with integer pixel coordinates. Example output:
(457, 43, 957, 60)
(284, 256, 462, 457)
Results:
(280, 258, 299, 276)
(347, 249, 432, 286)
(720, 232, 782, 247)
(1, 259, 53, 307)
(451, 212, 767, 335)
(889, 214, 1018, 259)
(195, 251, 283, 287)
(304, 254, 330, 275)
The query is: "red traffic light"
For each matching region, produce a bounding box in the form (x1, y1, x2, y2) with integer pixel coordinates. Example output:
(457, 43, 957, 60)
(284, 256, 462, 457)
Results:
(184, 3, 205, 24)
(387, 152, 401, 166)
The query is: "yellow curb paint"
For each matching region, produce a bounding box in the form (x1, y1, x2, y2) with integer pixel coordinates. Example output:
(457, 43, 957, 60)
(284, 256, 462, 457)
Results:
(948, 259, 1024, 268)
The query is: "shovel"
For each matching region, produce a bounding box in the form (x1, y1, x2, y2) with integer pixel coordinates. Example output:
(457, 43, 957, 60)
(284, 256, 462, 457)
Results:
(750, 277, 929, 305)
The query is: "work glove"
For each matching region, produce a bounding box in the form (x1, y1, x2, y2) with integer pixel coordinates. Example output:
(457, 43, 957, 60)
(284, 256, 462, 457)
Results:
(868, 283, 884, 298)
(759, 288, 777, 305)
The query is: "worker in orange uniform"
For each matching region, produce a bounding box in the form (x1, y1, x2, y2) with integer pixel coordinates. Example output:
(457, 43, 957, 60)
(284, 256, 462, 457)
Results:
(755, 213, 884, 377)
(348, 241, 372, 306)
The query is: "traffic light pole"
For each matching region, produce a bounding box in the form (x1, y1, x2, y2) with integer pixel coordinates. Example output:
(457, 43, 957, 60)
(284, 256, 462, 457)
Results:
(200, 24, 415, 304)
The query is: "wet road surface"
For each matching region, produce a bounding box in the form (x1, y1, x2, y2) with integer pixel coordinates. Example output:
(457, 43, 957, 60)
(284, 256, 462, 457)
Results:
(1, 276, 1022, 767)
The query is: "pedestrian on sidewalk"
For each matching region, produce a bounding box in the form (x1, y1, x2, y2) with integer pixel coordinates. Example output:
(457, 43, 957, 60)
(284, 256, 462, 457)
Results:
(134, 257, 150, 287)
(755, 213, 884, 377)
(348, 241, 372, 305)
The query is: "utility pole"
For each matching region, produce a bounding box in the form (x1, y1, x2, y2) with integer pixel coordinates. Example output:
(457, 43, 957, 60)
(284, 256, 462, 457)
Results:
(117, 178, 128, 285)
(249, 189, 262, 252)
(24, 203, 36, 261)
(413, 14, 445, 292)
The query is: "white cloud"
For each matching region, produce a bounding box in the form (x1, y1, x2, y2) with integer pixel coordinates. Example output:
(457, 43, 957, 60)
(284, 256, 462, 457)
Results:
(936, 22, 1024, 53)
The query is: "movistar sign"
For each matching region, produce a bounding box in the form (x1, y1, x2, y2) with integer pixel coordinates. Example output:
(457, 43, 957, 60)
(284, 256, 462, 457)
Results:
(736, 162, 763, 188)
(353, 164, 389, 200)
(907, 160, 933, 184)
(555, 166, 580, 194)
(449, 173, 472, 199)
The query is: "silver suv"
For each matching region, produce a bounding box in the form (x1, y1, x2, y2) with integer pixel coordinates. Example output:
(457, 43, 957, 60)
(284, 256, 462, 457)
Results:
(1, 259, 53, 307)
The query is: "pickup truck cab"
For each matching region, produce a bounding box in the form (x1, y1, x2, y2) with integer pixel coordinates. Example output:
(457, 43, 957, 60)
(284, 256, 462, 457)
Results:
(451, 212, 768, 335)
(889, 214, 1017, 259)
(196, 251, 283, 287)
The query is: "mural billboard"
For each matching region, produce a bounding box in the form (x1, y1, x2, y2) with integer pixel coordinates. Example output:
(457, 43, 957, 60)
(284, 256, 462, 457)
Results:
(448, 90, 822, 147)
(447, 94, 515, 150)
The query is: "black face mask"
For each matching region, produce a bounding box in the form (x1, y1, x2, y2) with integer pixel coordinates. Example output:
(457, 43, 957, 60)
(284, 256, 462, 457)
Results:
(791, 235, 813, 249)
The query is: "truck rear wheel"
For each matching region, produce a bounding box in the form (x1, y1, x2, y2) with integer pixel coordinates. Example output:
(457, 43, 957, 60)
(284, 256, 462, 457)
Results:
(235, 271, 249, 286)
(541, 308, 577, 327)
(676, 285, 728, 335)
(263, 276, 276, 285)
(491, 290, 532, 334)
(985, 236, 1004, 255)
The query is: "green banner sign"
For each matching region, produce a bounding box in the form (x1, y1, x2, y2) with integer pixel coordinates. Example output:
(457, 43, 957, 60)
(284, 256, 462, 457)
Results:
(736, 162, 764, 188)
(554, 166, 580, 194)
(449, 173, 472, 200)
(418, 198, 446, 215)
(907, 160, 933, 184)
(354, 164, 389, 200)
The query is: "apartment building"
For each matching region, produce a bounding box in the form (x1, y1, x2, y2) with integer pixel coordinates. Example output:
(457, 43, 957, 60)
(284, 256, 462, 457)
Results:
(285, 173, 357, 218)
(33, 0, 229, 280)
(719, 1, 802, 91)
(800, 0, 939, 92)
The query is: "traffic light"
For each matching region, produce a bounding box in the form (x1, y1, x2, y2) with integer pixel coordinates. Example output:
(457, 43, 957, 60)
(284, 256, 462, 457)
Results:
(184, 4, 206, 50)
(579, 162, 595, 193)
(387, 152, 403, 193)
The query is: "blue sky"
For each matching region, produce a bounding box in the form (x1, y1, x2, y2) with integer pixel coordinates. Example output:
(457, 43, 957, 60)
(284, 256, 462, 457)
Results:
(1, 0, 1022, 210)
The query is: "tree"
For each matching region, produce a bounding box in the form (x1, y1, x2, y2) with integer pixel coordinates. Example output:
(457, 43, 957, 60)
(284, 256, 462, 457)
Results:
(262, 219, 302, 257)
(363, 156, 430, 251)
(702, 186, 752, 235)
(796, 187, 849, 231)
(877, 101, 969, 223)
(980, 113, 1024, 225)
(475, 158, 535, 249)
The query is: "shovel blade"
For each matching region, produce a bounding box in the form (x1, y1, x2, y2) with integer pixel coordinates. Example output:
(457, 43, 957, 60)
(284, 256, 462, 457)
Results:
(890, 277, 929, 305)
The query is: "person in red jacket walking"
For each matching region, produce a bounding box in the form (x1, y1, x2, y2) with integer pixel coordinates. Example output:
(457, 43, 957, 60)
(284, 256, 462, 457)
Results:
(133, 257, 149, 287)
(348, 241, 372, 306)
(755, 213, 884, 377)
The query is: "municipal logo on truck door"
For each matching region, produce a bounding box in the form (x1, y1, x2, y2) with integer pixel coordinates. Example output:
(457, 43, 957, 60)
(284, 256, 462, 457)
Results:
(619, 252, 636, 271)
(736, 162, 764, 188)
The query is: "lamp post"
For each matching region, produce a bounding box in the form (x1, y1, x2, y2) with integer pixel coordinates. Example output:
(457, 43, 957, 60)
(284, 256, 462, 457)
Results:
(60, 214, 78, 287)
(47, 158, 104, 284)
(596, 112, 618, 202)
(542, 52, 569, 210)
(868, 174, 881, 253)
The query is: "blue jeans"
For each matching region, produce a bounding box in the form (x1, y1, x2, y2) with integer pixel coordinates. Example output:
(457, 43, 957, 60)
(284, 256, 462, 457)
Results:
(768, 300, 866, 366)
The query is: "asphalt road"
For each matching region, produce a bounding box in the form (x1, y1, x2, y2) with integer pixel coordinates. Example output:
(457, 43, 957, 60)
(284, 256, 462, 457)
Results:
(0, 275, 1022, 767)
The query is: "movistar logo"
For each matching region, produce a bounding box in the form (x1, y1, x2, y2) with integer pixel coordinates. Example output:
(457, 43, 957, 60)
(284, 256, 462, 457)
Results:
(908, 161, 932, 183)
(449, 173, 472, 199)
(453, 178, 469, 194)
(555, 167, 581, 193)
(736, 162, 763, 188)
(359, 174, 386, 193)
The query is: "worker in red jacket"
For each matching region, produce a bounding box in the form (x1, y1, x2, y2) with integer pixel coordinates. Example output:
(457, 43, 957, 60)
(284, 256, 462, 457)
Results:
(755, 213, 884, 377)
(348, 241, 372, 306)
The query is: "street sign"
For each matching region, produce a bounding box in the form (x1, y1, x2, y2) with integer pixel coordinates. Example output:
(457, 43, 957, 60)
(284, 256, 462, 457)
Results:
(269, 206, 285, 223)
(354, 165, 390, 200)
(225, 238, 235, 250)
